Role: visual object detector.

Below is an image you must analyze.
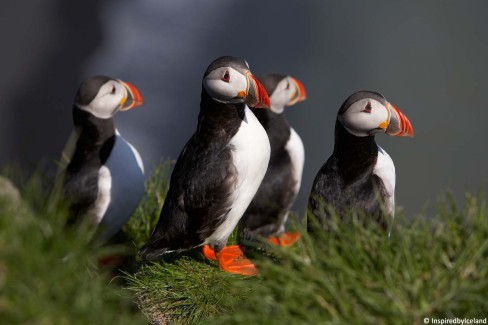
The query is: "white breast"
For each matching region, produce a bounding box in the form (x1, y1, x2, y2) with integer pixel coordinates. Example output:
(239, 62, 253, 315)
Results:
(92, 130, 145, 240)
(207, 107, 271, 244)
(373, 145, 396, 217)
(285, 127, 305, 195)
(91, 166, 112, 224)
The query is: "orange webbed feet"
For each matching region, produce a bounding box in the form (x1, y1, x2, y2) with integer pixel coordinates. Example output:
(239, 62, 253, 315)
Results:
(216, 245, 258, 276)
(268, 232, 301, 247)
(203, 244, 258, 276)
(202, 244, 217, 261)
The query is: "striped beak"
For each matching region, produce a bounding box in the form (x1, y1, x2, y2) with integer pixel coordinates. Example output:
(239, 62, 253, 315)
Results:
(385, 103, 414, 137)
(119, 81, 144, 111)
(287, 77, 307, 106)
(244, 72, 270, 109)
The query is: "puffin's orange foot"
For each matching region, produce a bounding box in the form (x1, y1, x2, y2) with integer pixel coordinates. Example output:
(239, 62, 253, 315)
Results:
(202, 244, 217, 261)
(268, 232, 301, 247)
(203, 244, 244, 261)
(217, 245, 258, 276)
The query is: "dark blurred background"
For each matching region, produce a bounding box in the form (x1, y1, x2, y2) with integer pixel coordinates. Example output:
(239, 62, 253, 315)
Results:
(1, 0, 487, 216)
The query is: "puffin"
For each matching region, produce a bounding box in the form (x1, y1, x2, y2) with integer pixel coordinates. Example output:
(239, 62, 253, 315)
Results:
(62, 75, 145, 242)
(139, 56, 271, 276)
(308, 91, 413, 230)
(238, 74, 307, 247)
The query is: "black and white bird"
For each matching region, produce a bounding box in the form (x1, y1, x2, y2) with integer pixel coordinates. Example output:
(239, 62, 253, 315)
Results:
(139, 56, 271, 275)
(63, 76, 145, 242)
(238, 74, 307, 247)
(308, 91, 413, 230)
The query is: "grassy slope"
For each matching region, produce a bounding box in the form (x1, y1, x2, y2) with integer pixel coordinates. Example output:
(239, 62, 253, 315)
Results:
(124, 168, 488, 324)
(211, 195, 488, 324)
(1, 166, 487, 324)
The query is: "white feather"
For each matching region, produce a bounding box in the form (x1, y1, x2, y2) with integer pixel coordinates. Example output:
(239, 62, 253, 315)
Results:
(206, 106, 271, 245)
(91, 166, 112, 224)
(285, 127, 305, 196)
(373, 145, 396, 217)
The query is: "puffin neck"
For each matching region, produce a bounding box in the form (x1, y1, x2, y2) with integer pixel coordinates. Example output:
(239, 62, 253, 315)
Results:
(251, 107, 290, 154)
(70, 107, 116, 167)
(197, 89, 246, 141)
(250, 107, 288, 129)
(333, 119, 378, 180)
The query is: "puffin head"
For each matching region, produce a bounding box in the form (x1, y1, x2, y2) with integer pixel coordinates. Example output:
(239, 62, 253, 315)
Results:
(259, 74, 307, 114)
(202, 56, 270, 109)
(74, 76, 144, 119)
(337, 91, 414, 137)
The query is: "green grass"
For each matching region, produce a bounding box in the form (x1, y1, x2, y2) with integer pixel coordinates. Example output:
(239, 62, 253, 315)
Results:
(123, 160, 171, 249)
(209, 194, 488, 324)
(0, 174, 145, 324)
(126, 256, 251, 324)
(123, 161, 246, 323)
(2, 164, 487, 324)
(124, 164, 488, 324)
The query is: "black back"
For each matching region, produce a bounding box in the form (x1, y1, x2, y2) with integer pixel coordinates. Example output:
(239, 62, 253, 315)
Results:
(63, 107, 115, 220)
(139, 90, 246, 260)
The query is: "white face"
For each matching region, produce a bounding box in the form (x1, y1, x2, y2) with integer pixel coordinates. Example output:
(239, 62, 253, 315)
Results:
(338, 98, 390, 137)
(202, 67, 248, 104)
(76, 80, 128, 119)
(269, 77, 294, 114)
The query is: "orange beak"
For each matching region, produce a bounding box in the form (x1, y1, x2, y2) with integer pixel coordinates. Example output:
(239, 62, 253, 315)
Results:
(119, 81, 144, 111)
(385, 103, 414, 137)
(245, 72, 270, 109)
(288, 77, 307, 105)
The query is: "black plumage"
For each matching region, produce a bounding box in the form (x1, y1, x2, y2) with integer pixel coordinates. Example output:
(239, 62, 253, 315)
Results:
(62, 76, 145, 240)
(64, 84, 116, 221)
(308, 119, 388, 228)
(140, 91, 245, 258)
(307, 90, 414, 231)
(139, 57, 271, 276)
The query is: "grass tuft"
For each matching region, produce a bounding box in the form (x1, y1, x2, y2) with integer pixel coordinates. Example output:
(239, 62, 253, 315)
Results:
(0, 173, 145, 324)
(126, 256, 251, 324)
(123, 160, 171, 249)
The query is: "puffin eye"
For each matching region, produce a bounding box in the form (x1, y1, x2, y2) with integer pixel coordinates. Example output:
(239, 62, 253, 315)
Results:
(362, 101, 372, 113)
(110, 86, 116, 95)
(221, 70, 230, 83)
(285, 82, 290, 90)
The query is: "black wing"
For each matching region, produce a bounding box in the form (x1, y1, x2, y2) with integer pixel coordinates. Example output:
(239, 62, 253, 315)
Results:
(307, 156, 388, 230)
(140, 134, 236, 259)
(63, 164, 100, 222)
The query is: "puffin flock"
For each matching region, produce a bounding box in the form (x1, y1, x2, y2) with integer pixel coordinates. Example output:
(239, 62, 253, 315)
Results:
(62, 56, 413, 276)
